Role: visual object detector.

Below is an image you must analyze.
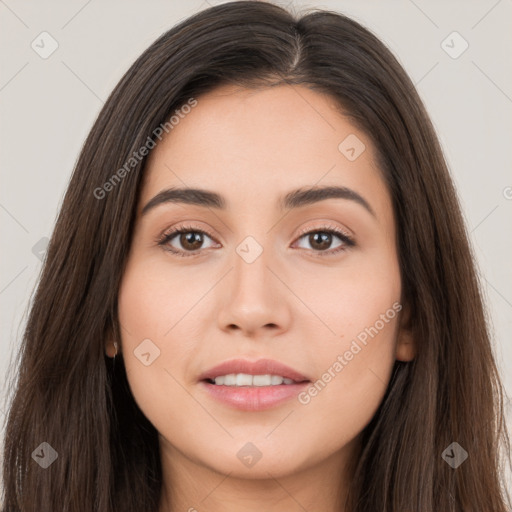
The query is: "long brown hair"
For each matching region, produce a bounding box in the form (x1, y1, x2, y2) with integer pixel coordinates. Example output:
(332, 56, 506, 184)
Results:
(2, 1, 510, 510)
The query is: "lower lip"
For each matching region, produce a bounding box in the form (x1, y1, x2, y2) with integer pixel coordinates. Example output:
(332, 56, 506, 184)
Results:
(200, 380, 310, 411)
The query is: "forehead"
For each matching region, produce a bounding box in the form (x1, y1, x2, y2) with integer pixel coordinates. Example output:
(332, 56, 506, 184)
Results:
(140, 84, 391, 221)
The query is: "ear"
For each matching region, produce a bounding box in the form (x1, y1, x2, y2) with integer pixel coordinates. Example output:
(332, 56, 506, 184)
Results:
(105, 340, 118, 358)
(395, 302, 415, 362)
(104, 324, 120, 358)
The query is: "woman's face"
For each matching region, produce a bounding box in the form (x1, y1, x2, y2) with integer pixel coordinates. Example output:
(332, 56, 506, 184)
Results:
(116, 84, 413, 480)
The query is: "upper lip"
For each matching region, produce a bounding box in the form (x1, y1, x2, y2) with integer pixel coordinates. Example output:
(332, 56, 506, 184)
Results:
(199, 358, 311, 383)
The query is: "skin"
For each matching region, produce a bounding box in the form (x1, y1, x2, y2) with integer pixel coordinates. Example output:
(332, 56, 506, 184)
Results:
(106, 84, 415, 511)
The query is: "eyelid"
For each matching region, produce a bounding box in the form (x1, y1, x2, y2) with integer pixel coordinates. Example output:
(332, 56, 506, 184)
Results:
(155, 223, 220, 255)
(156, 223, 217, 243)
(156, 221, 355, 257)
(294, 222, 353, 242)
(291, 223, 355, 256)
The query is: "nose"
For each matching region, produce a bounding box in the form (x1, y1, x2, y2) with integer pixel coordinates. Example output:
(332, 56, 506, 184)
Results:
(216, 241, 291, 338)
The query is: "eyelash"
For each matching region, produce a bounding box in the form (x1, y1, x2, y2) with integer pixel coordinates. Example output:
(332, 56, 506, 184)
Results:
(156, 223, 355, 258)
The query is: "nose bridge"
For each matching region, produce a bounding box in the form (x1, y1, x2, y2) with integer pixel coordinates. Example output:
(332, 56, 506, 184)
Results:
(216, 231, 291, 334)
(232, 233, 274, 304)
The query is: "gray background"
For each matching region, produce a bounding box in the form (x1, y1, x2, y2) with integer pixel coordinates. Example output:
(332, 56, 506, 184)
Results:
(1, 0, 511, 486)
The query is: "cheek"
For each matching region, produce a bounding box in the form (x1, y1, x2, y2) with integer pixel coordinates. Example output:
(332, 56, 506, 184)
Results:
(116, 261, 205, 437)
(293, 312, 399, 462)
(293, 251, 401, 439)
(116, 260, 190, 387)
(117, 257, 204, 342)
(291, 242, 401, 348)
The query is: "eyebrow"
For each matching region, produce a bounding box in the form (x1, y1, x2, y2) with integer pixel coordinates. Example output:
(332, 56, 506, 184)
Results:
(141, 185, 376, 217)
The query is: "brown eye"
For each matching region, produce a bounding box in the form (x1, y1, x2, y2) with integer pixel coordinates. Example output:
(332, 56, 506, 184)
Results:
(178, 231, 204, 251)
(158, 226, 218, 257)
(307, 232, 335, 251)
(294, 228, 355, 255)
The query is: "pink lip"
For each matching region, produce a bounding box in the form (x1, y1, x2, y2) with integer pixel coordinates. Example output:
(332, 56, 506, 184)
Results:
(199, 380, 310, 411)
(198, 358, 311, 412)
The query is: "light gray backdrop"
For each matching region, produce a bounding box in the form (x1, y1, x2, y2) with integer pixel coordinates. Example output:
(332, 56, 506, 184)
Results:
(1, 0, 511, 487)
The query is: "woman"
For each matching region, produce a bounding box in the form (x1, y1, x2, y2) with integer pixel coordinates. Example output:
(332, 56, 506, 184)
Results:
(2, 1, 510, 510)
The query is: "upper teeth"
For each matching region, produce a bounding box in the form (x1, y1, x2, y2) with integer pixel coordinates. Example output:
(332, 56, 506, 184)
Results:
(212, 374, 295, 386)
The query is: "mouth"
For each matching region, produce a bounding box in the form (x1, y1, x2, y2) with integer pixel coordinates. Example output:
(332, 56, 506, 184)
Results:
(198, 358, 311, 411)
(203, 374, 308, 386)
